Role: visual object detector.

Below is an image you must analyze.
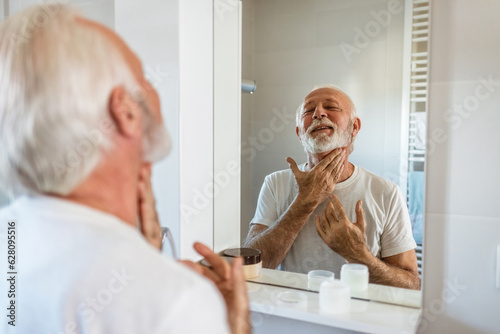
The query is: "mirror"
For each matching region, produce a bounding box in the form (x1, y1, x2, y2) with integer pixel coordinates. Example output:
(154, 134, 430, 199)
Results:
(239, 0, 427, 302)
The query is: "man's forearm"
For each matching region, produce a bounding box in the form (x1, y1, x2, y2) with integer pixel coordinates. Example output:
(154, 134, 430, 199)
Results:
(347, 251, 420, 290)
(243, 195, 317, 269)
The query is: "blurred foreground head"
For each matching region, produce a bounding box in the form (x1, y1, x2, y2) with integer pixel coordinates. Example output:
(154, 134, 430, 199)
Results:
(0, 4, 170, 197)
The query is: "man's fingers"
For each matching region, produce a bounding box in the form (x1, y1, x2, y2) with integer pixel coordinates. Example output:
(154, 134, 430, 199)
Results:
(138, 163, 155, 212)
(137, 163, 162, 249)
(144, 162, 152, 174)
(179, 260, 203, 274)
(324, 200, 340, 224)
(286, 157, 302, 177)
(315, 215, 326, 235)
(325, 148, 346, 174)
(193, 242, 231, 281)
(179, 260, 220, 282)
(314, 148, 343, 170)
(334, 164, 345, 182)
(231, 257, 248, 296)
(355, 200, 366, 233)
(328, 194, 348, 221)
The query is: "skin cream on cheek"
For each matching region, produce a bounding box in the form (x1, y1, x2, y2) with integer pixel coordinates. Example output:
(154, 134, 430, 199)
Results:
(222, 248, 262, 279)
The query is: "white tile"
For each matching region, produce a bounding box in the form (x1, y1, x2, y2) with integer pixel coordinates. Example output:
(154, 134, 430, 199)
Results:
(255, 0, 315, 19)
(426, 81, 500, 217)
(254, 11, 316, 53)
(430, 0, 500, 83)
(314, 2, 402, 48)
(313, 0, 386, 12)
(253, 41, 391, 89)
(423, 213, 500, 333)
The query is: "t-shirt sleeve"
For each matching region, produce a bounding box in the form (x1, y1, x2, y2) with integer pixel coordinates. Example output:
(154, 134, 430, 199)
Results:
(380, 186, 417, 258)
(250, 175, 279, 227)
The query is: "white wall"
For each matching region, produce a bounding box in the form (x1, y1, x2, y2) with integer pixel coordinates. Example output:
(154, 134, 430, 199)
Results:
(240, 0, 255, 242)
(214, 1, 242, 252)
(117, 0, 221, 260)
(240, 0, 407, 240)
(422, 1, 500, 333)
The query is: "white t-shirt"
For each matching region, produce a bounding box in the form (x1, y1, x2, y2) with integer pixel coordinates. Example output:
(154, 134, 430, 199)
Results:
(250, 164, 416, 277)
(0, 195, 230, 334)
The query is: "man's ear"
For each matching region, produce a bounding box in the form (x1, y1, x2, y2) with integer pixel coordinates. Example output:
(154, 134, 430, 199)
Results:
(109, 86, 142, 138)
(351, 117, 361, 138)
(296, 126, 301, 141)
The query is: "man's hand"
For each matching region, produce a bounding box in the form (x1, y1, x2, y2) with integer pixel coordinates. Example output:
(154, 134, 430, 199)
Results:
(137, 163, 162, 250)
(315, 194, 369, 262)
(286, 148, 346, 207)
(181, 243, 251, 334)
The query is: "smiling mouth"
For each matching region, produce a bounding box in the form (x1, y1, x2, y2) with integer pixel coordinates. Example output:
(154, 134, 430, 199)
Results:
(312, 126, 333, 133)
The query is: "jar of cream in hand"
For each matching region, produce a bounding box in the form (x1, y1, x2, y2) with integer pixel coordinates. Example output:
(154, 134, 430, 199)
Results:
(200, 248, 262, 279)
(222, 248, 262, 279)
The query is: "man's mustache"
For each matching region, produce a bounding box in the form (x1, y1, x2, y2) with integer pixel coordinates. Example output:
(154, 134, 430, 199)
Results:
(306, 119, 337, 135)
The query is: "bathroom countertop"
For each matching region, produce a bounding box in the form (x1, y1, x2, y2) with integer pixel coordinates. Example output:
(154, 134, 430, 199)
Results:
(248, 268, 422, 308)
(247, 269, 421, 334)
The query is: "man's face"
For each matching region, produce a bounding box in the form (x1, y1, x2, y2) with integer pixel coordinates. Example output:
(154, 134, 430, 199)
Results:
(296, 88, 355, 154)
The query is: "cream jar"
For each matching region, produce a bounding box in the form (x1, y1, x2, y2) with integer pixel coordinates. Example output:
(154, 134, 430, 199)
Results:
(222, 248, 262, 279)
(340, 263, 369, 293)
(319, 281, 351, 314)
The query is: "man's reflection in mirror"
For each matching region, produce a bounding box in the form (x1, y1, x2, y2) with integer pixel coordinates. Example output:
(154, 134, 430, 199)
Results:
(244, 85, 420, 290)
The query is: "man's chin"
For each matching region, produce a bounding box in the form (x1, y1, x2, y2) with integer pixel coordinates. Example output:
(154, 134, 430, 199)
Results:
(304, 144, 338, 154)
(303, 139, 349, 154)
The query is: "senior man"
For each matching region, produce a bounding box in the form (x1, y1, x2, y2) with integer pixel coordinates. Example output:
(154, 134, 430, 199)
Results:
(244, 85, 420, 290)
(0, 5, 249, 333)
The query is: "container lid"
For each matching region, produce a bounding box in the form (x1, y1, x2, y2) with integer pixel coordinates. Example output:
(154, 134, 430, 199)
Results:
(222, 248, 261, 265)
(341, 263, 368, 274)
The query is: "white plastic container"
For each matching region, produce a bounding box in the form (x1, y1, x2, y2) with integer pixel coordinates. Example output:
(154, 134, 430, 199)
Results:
(319, 281, 351, 314)
(307, 270, 334, 290)
(340, 264, 369, 293)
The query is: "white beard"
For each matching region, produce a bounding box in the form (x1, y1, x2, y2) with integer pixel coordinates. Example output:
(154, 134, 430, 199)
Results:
(300, 119, 352, 154)
(140, 101, 171, 163)
(143, 123, 171, 162)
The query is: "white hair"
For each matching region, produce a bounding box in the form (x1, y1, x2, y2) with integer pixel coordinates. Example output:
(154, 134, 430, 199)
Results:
(0, 5, 141, 196)
(295, 84, 358, 127)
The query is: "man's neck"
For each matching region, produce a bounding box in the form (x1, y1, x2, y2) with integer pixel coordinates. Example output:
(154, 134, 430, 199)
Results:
(53, 154, 140, 227)
(306, 148, 355, 183)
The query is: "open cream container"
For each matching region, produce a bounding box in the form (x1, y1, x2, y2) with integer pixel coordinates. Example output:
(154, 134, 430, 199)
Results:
(222, 248, 262, 279)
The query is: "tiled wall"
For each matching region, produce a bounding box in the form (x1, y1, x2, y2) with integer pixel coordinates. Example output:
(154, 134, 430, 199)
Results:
(240, 0, 407, 240)
(422, 0, 500, 332)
